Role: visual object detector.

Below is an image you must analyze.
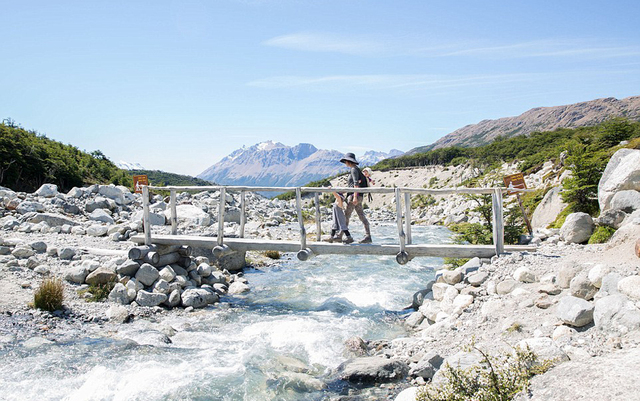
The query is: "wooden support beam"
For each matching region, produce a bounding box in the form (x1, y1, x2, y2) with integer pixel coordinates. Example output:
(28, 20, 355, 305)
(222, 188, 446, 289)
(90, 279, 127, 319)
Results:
(296, 248, 315, 261)
(142, 185, 151, 246)
(217, 187, 226, 247)
(213, 244, 236, 258)
(170, 190, 177, 235)
(314, 192, 321, 242)
(395, 188, 406, 255)
(404, 192, 412, 245)
(295, 187, 307, 249)
(492, 188, 505, 256)
(239, 191, 246, 238)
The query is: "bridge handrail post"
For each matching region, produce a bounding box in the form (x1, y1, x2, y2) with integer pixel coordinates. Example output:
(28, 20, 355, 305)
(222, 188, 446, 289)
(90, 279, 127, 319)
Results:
(395, 187, 406, 253)
(314, 192, 321, 242)
(170, 189, 177, 235)
(404, 191, 412, 245)
(239, 191, 246, 238)
(217, 187, 226, 246)
(142, 185, 151, 245)
(295, 187, 307, 249)
(492, 188, 505, 255)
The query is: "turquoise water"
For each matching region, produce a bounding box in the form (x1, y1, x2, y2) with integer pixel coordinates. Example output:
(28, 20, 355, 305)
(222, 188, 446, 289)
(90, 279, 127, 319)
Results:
(0, 224, 450, 401)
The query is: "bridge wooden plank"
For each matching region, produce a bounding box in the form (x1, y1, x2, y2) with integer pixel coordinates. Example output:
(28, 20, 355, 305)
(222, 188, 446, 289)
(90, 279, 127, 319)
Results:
(130, 235, 536, 258)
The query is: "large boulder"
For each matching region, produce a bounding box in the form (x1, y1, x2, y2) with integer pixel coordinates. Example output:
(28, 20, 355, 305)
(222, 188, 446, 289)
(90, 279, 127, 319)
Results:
(16, 201, 45, 214)
(135, 290, 167, 307)
(27, 213, 77, 227)
(337, 356, 409, 384)
(598, 149, 640, 211)
(594, 209, 627, 229)
(593, 294, 640, 332)
(618, 275, 640, 300)
(88, 209, 114, 224)
(560, 213, 594, 244)
(164, 205, 211, 226)
(85, 197, 112, 213)
(532, 186, 568, 229)
(34, 183, 58, 198)
(108, 283, 131, 305)
(85, 267, 117, 286)
(556, 296, 594, 327)
(131, 210, 166, 226)
(135, 263, 160, 286)
(181, 288, 218, 308)
(609, 190, 640, 213)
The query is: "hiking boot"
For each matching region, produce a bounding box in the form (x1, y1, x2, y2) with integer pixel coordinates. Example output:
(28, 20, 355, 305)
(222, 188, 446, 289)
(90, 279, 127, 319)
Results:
(359, 235, 372, 244)
(323, 236, 337, 243)
(342, 236, 354, 244)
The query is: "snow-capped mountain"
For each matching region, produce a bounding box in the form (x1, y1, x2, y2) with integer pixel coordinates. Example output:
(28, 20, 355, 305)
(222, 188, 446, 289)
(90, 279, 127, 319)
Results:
(359, 149, 404, 166)
(116, 161, 146, 170)
(197, 141, 400, 188)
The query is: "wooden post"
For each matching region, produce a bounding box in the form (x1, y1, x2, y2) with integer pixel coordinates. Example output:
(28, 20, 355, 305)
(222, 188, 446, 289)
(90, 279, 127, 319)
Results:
(142, 185, 151, 246)
(395, 187, 406, 254)
(296, 248, 315, 261)
(404, 192, 412, 245)
(217, 187, 226, 246)
(240, 191, 246, 238)
(170, 189, 177, 235)
(492, 188, 505, 255)
(295, 187, 307, 249)
(515, 194, 533, 236)
(314, 192, 321, 242)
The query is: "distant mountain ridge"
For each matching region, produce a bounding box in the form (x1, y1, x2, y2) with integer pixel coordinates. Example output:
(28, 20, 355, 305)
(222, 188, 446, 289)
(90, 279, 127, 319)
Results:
(408, 96, 640, 154)
(197, 141, 399, 188)
(116, 161, 145, 170)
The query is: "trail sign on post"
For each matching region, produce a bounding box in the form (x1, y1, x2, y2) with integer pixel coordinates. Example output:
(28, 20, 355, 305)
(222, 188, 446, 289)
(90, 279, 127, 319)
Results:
(133, 175, 149, 194)
(503, 173, 533, 235)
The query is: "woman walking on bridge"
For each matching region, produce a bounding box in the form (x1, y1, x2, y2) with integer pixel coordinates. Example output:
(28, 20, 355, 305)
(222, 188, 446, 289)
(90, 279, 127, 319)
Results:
(340, 153, 372, 244)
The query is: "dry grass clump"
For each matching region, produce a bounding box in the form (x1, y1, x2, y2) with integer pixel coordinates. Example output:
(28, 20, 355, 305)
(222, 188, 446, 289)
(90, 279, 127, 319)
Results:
(263, 250, 281, 260)
(33, 278, 64, 311)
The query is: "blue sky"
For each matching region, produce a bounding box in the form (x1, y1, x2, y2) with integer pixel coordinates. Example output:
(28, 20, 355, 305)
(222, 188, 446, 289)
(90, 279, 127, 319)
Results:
(2, 0, 639, 175)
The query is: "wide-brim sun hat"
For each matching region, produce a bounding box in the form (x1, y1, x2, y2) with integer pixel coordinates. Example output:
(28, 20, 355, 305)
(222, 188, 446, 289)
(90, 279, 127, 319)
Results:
(340, 152, 359, 165)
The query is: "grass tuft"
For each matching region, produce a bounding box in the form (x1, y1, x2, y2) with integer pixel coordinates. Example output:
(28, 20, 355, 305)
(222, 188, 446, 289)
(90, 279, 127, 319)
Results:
(263, 250, 281, 260)
(33, 278, 65, 311)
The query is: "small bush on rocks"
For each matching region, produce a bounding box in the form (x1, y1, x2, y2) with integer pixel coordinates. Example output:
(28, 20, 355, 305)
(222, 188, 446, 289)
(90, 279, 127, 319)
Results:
(416, 345, 552, 401)
(33, 278, 64, 311)
(81, 281, 116, 302)
(263, 250, 281, 260)
(588, 226, 616, 244)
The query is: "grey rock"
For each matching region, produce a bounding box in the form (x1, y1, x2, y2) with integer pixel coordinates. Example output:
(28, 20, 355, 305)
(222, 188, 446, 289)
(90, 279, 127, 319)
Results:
(165, 289, 181, 308)
(618, 275, 640, 300)
(412, 286, 433, 309)
(432, 349, 485, 385)
(513, 266, 537, 283)
(458, 257, 482, 275)
(593, 294, 640, 331)
(595, 209, 627, 229)
(86, 225, 109, 237)
(12, 246, 35, 259)
(34, 265, 50, 275)
(409, 351, 443, 380)
(89, 209, 114, 224)
(181, 288, 218, 308)
(337, 356, 409, 383)
(517, 337, 569, 365)
(135, 263, 159, 287)
(135, 290, 167, 307)
(159, 266, 176, 282)
(538, 284, 561, 295)
(442, 270, 463, 285)
(228, 281, 250, 294)
(588, 264, 611, 288)
(496, 279, 517, 295)
(62, 202, 81, 215)
(85, 197, 111, 213)
(570, 274, 598, 300)
(467, 271, 488, 287)
(196, 263, 212, 277)
(66, 187, 85, 198)
(344, 336, 369, 357)
(116, 260, 140, 276)
(34, 183, 58, 197)
(557, 262, 582, 289)
(609, 190, 640, 213)
(27, 213, 77, 227)
(108, 283, 131, 305)
(85, 267, 117, 286)
(560, 212, 594, 244)
(598, 148, 640, 211)
(131, 210, 166, 226)
(29, 241, 47, 253)
(405, 312, 425, 328)
(64, 265, 90, 284)
(599, 272, 622, 296)
(106, 305, 130, 323)
(556, 296, 594, 327)
(152, 279, 170, 295)
(531, 186, 568, 229)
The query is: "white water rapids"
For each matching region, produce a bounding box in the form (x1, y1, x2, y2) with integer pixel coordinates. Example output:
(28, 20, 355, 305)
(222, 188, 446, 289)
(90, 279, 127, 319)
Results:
(1, 224, 451, 400)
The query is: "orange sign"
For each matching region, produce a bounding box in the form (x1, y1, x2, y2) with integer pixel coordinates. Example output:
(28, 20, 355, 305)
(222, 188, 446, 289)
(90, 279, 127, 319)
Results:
(133, 175, 149, 194)
(503, 173, 527, 194)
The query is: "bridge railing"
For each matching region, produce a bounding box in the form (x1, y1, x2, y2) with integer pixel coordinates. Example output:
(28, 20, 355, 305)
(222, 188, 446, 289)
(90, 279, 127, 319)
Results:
(141, 184, 528, 262)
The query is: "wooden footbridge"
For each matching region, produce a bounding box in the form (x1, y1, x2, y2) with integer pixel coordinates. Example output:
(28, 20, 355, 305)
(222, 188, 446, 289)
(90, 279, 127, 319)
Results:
(131, 185, 536, 265)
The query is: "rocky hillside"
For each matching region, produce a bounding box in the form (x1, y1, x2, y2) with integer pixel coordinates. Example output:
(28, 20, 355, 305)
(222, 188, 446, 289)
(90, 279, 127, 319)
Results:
(197, 141, 400, 189)
(408, 96, 640, 154)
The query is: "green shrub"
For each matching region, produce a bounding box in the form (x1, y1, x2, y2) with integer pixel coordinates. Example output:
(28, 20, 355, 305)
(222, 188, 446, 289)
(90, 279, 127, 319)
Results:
(588, 226, 616, 244)
(80, 282, 116, 302)
(416, 345, 553, 401)
(33, 278, 65, 311)
(412, 194, 437, 208)
(263, 250, 281, 260)
(443, 257, 470, 270)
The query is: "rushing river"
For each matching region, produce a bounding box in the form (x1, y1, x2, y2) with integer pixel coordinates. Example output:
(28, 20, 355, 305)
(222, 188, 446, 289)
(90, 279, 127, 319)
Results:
(1, 224, 451, 401)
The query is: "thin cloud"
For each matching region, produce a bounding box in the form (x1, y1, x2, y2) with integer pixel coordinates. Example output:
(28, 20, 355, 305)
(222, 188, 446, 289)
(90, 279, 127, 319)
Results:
(263, 32, 391, 56)
(247, 73, 540, 91)
(263, 32, 640, 60)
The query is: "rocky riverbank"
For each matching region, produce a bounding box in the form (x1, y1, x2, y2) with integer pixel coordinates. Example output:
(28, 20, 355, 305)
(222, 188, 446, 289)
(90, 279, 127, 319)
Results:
(2, 149, 640, 400)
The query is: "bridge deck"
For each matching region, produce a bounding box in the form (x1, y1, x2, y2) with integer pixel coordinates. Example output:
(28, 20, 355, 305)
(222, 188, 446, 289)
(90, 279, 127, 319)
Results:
(130, 234, 536, 259)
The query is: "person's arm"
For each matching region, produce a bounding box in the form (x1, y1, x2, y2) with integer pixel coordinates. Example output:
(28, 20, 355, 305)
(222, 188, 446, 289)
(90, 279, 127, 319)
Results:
(350, 168, 360, 204)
